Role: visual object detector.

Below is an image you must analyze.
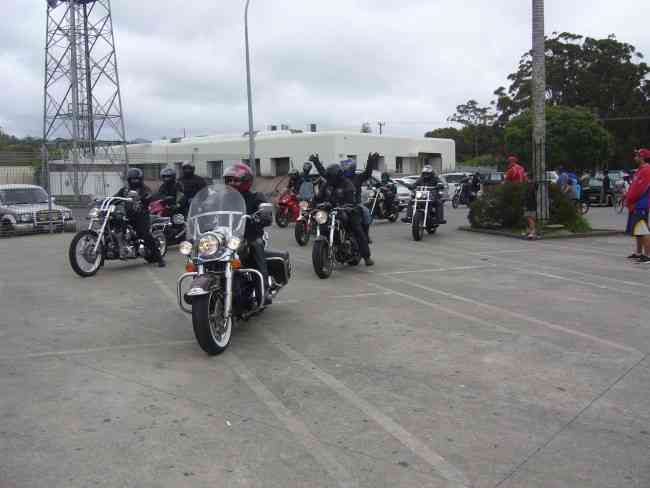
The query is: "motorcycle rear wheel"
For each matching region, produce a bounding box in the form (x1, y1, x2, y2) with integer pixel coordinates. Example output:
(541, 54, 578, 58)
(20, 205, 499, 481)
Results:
(192, 291, 232, 355)
(275, 208, 290, 228)
(412, 212, 424, 241)
(294, 220, 310, 246)
(69, 230, 104, 277)
(312, 240, 333, 279)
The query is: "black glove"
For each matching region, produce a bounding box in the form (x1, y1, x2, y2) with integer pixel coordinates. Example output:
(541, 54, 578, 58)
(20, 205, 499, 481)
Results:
(309, 154, 320, 164)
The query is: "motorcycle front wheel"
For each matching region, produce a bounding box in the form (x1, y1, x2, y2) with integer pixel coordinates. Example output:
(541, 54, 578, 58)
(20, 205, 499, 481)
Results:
(412, 212, 424, 241)
(69, 230, 104, 277)
(145, 230, 167, 262)
(312, 239, 333, 279)
(294, 220, 311, 246)
(275, 208, 290, 228)
(192, 291, 232, 355)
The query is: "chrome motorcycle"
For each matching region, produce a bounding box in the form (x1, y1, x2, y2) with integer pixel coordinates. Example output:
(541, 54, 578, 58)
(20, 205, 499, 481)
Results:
(311, 203, 361, 279)
(177, 185, 291, 355)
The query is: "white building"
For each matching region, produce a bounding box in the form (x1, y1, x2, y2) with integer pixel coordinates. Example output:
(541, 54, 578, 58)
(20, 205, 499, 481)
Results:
(125, 130, 456, 180)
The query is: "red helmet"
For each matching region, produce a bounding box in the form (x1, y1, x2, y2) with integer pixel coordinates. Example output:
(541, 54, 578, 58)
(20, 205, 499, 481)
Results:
(638, 148, 650, 160)
(224, 162, 254, 192)
(507, 155, 519, 166)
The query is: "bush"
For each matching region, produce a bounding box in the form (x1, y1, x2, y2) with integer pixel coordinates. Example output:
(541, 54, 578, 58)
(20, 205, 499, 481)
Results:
(469, 182, 592, 233)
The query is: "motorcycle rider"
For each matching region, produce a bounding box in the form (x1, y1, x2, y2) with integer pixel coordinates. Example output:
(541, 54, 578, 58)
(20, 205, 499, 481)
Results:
(286, 168, 302, 194)
(179, 162, 207, 200)
(310, 153, 379, 243)
(155, 167, 185, 210)
(223, 162, 274, 305)
(378, 172, 398, 216)
(402, 165, 446, 224)
(114, 168, 165, 267)
(315, 163, 374, 266)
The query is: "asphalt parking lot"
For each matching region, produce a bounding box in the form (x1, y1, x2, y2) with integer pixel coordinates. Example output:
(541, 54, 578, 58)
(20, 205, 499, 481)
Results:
(1, 206, 648, 488)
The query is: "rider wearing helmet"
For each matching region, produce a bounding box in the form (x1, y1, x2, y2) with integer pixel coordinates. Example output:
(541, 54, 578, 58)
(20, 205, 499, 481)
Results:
(178, 162, 207, 200)
(223, 162, 273, 304)
(156, 167, 185, 209)
(315, 163, 373, 266)
(286, 168, 301, 194)
(310, 153, 379, 242)
(402, 165, 446, 224)
(114, 168, 165, 267)
(379, 171, 398, 213)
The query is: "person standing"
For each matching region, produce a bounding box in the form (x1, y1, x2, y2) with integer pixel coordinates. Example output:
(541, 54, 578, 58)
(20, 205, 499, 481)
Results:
(504, 156, 528, 183)
(625, 149, 650, 261)
(601, 169, 611, 205)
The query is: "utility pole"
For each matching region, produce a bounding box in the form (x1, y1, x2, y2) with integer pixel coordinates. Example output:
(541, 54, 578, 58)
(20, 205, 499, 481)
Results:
(378, 121, 386, 135)
(244, 0, 256, 170)
(532, 0, 549, 223)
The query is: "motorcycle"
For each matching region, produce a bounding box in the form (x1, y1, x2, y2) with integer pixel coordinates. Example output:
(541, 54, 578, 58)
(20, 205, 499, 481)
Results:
(149, 198, 186, 245)
(275, 189, 300, 228)
(366, 183, 400, 223)
(451, 183, 476, 208)
(311, 203, 361, 279)
(411, 185, 445, 241)
(68, 192, 167, 277)
(177, 185, 291, 355)
(294, 181, 317, 246)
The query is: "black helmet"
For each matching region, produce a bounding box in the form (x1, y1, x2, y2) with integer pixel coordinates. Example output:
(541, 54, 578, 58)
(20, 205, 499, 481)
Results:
(302, 161, 313, 174)
(288, 168, 299, 177)
(422, 165, 434, 176)
(126, 168, 144, 188)
(160, 167, 176, 181)
(325, 163, 343, 183)
(181, 161, 195, 177)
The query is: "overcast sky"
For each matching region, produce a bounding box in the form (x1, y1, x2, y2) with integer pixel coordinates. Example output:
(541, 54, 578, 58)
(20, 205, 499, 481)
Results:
(1, 0, 648, 140)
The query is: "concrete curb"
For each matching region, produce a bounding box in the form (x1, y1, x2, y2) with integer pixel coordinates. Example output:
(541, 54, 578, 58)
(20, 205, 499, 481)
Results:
(458, 225, 624, 240)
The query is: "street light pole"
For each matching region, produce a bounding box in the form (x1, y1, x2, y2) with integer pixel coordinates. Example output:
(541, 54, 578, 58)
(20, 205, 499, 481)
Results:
(244, 0, 256, 169)
(532, 0, 549, 222)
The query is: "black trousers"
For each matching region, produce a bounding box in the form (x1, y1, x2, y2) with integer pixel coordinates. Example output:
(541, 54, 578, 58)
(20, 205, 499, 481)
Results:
(248, 238, 269, 293)
(346, 209, 370, 259)
(132, 214, 162, 262)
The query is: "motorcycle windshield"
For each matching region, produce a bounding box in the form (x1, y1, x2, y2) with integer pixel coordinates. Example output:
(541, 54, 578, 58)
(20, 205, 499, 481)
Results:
(187, 184, 247, 239)
(298, 181, 314, 201)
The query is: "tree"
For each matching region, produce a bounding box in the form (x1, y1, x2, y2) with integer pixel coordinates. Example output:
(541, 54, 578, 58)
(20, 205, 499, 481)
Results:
(504, 106, 613, 173)
(448, 100, 497, 157)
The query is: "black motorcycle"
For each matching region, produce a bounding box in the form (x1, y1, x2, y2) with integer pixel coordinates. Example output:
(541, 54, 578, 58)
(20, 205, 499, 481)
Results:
(366, 183, 400, 223)
(451, 182, 476, 208)
(177, 185, 291, 355)
(311, 203, 361, 279)
(68, 192, 167, 277)
(411, 185, 445, 241)
(149, 197, 186, 245)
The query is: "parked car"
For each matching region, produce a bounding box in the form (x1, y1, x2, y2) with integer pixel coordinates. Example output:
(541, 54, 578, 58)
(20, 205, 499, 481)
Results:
(582, 178, 615, 206)
(361, 175, 412, 209)
(0, 184, 77, 234)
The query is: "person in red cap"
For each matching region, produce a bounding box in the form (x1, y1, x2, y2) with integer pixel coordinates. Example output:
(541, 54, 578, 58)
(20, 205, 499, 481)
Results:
(625, 148, 650, 262)
(504, 156, 528, 183)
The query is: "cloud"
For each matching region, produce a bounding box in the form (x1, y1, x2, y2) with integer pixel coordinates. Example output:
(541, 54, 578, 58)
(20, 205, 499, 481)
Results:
(1, 0, 648, 140)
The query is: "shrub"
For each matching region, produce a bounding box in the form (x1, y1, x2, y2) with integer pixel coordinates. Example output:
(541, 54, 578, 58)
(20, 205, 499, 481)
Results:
(469, 182, 591, 233)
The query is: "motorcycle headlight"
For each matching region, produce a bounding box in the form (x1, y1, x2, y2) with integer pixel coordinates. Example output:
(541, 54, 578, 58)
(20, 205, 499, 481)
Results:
(89, 208, 100, 219)
(299, 201, 309, 210)
(20, 213, 33, 223)
(415, 191, 426, 199)
(314, 210, 328, 225)
(179, 241, 193, 256)
(198, 233, 224, 257)
(227, 236, 242, 251)
(172, 214, 185, 225)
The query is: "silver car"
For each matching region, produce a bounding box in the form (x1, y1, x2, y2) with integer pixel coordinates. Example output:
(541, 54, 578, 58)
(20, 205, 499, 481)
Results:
(0, 184, 77, 234)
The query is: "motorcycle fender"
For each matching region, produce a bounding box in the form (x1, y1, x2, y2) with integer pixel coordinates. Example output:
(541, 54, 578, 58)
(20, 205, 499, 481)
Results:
(184, 274, 219, 305)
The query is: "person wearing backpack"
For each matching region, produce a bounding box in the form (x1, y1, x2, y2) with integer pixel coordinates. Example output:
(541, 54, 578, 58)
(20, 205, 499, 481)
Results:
(625, 149, 650, 262)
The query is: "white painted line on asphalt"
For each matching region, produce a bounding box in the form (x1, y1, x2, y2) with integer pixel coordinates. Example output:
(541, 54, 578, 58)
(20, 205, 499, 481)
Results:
(223, 353, 358, 488)
(382, 264, 496, 276)
(385, 275, 640, 355)
(7, 340, 195, 360)
(263, 330, 470, 487)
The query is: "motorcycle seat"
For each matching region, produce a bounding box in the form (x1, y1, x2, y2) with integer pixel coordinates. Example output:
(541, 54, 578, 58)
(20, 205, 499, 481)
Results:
(264, 248, 289, 261)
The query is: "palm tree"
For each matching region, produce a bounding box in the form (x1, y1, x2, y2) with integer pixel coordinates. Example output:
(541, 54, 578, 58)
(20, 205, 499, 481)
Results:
(532, 0, 549, 221)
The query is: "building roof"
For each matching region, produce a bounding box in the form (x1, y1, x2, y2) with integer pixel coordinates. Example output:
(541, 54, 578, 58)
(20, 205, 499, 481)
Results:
(0, 184, 44, 190)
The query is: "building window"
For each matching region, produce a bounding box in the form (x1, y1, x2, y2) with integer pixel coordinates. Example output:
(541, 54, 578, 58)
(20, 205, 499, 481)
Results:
(243, 158, 261, 176)
(142, 163, 163, 180)
(207, 161, 224, 179)
(395, 157, 403, 174)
